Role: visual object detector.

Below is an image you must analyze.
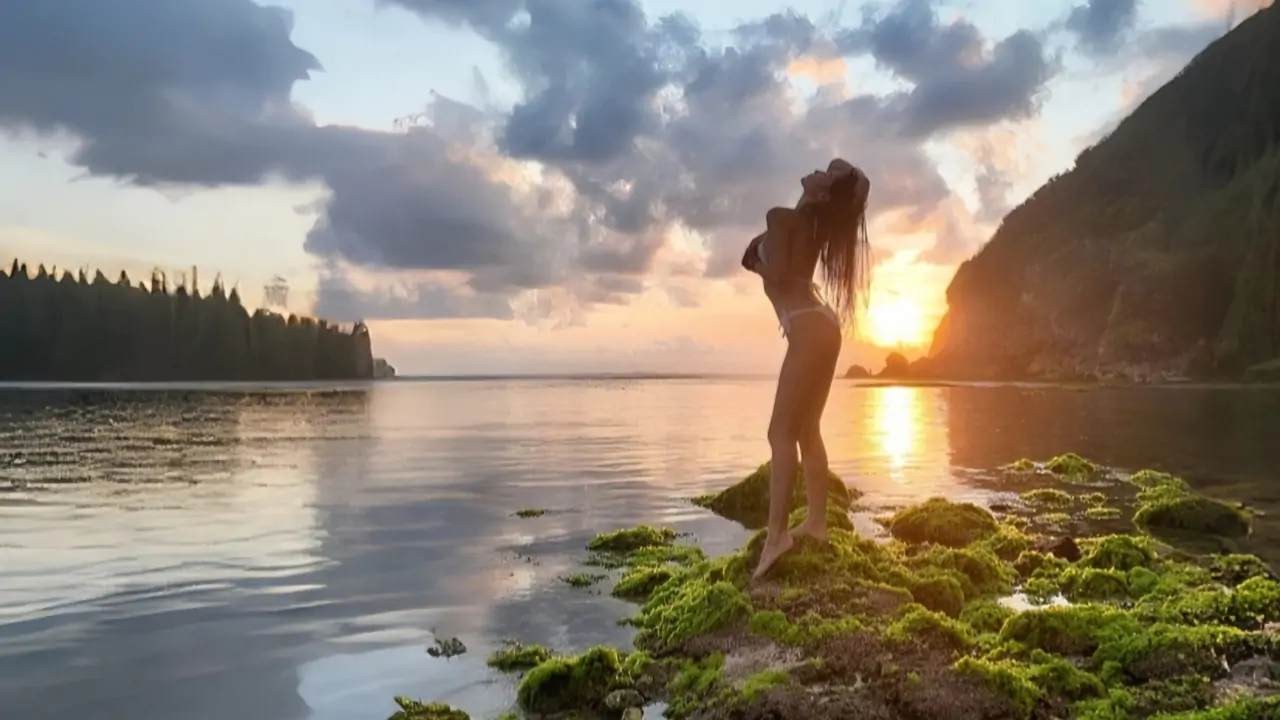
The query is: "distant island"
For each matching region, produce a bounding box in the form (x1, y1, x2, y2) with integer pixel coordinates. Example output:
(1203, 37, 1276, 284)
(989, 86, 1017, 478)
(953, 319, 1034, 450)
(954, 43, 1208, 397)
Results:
(899, 4, 1280, 385)
(0, 260, 374, 382)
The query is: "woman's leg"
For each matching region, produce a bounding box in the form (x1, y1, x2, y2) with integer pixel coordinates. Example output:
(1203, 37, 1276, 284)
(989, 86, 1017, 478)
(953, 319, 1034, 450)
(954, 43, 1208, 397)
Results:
(793, 322, 841, 542)
(752, 333, 809, 581)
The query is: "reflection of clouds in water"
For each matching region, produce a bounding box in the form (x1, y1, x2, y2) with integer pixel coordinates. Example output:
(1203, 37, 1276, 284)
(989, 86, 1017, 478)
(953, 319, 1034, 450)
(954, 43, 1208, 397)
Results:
(19, 381, 1280, 719)
(0, 390, 371, 720)
(298, 645, 516, 720)
(0, 392, 376, 622)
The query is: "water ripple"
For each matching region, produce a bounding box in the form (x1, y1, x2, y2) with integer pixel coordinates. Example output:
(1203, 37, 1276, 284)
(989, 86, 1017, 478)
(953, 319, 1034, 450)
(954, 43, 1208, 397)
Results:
(1, 381, 1278, 719)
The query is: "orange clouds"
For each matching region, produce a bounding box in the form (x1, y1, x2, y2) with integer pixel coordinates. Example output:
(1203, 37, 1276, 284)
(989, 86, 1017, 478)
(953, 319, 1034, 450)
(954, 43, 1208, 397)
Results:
(787, 55, 848, 85)
(1194, 0, 1273, 25)
(952, 120, 1047, 190)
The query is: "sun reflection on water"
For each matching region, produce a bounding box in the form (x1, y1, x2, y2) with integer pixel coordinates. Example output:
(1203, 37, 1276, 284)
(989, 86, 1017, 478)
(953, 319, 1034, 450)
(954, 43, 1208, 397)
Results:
(872, 386, 919, 478)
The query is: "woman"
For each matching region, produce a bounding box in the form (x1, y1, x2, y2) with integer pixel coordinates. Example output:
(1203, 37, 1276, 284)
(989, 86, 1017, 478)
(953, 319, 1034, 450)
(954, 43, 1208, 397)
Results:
(742, 158, 871, 581)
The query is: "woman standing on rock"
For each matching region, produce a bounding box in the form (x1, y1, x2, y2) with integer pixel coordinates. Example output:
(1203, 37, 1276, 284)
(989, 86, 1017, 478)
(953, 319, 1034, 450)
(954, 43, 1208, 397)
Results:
(741, 158, 871, 580)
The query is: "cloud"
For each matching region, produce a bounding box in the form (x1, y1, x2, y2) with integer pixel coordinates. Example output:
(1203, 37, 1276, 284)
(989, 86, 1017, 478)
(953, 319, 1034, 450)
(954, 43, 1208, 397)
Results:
(0, 0, 320, 186)
(1064, 0, 1140, 55)
(1195, 0, 1274, 28)
(385, 0, 1059, 277)
(313, 265, 517, 321)
(841, 0, 1057, 137)
(1, 0, 1066, 323)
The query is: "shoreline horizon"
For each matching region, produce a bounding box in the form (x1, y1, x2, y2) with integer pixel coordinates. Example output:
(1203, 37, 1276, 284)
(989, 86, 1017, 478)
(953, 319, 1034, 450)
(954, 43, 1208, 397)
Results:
(0, 375, 1277, 391)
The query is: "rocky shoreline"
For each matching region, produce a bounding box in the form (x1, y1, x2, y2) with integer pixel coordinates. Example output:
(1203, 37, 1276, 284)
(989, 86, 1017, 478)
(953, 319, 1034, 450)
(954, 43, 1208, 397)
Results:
(843, 355, 1280, 386)
(394, 456, 1279, 719)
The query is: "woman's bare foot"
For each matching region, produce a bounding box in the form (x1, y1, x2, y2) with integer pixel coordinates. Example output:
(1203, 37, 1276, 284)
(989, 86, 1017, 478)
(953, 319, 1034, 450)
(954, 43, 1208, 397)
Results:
(752, 531, 795, 581)
(790, 521, 829, 545)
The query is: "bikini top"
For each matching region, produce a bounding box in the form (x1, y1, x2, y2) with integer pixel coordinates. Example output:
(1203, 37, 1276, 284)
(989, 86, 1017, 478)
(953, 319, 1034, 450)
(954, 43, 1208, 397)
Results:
(744, 217, 820, 293)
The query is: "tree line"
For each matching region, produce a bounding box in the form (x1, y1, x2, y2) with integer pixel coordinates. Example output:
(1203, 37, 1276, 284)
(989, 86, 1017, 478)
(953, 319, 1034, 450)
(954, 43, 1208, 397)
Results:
(0, 260, 373, 382)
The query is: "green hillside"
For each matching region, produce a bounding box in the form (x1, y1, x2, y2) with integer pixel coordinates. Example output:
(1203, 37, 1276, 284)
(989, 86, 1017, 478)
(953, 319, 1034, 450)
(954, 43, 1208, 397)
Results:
(927, 4, 1280, 382)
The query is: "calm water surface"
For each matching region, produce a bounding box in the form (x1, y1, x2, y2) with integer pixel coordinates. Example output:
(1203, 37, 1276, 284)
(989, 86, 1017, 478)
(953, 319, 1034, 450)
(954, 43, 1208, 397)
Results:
(2, 379, 1279, 719)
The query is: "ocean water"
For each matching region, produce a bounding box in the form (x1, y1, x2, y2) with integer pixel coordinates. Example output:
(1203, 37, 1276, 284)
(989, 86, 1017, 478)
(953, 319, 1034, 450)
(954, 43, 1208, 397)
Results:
(2, 379, 1279, 719)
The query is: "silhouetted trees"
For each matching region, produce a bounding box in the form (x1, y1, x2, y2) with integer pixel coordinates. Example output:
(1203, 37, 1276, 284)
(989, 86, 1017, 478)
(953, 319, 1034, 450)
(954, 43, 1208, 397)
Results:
(0, 260, 373, 382)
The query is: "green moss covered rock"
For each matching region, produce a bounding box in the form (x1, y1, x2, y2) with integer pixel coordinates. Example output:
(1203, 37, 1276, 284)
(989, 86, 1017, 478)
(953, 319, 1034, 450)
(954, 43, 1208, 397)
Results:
(1135, 495, 1252, 539)
(487, 641, 552, 672)
(387, 698, 469, 720)
(886, 497, 1000, 547)
(693, 461, 858, 530)
(516, 646, 635, 715)
(412, 454, 1280, 720)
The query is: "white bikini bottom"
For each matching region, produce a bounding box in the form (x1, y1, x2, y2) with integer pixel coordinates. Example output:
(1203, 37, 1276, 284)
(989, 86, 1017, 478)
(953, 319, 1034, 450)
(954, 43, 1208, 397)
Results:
(777, 304, 838, 337)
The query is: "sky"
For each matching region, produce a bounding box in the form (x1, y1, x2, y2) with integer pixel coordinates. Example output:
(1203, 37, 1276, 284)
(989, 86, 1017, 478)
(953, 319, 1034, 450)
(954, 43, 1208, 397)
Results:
(0, 0, 1271, 375)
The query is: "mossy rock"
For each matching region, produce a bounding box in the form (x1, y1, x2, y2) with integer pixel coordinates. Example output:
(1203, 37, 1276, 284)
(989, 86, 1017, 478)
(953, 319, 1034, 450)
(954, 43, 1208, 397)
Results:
(906, 544, 1015, 598)
(488, 642, 553, 672)
(1045, 453, 1097, 477)
(693, 461, 858, 530)
(1022, 488, 1074, 509)
(516, 646, 635, 715)
(960, 599, 1016, 634)
(908, 573, 966, 617)
(631, 566, 751, 653)
(886, 498, 1000, 548)
(1205, 553, 1276, 585)
(613, 565, 677, 600)
(388, 698, 469, 720)
(1134, 495, 1251, 539)
(588, 526, 678, 553)
(1078, 535, 1156, 572)
(394, 456, 1280, 720)
(1085, 507, 1123, 521)
(787, 504, 855, 533)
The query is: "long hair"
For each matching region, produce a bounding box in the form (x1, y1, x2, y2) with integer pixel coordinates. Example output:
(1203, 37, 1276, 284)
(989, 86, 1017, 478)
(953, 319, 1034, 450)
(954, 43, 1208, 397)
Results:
(812, 166, 871, 333)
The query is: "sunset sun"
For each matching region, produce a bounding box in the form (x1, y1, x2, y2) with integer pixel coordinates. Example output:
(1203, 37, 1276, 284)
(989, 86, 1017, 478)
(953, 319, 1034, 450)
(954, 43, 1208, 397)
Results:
(864, 295, 930, 349)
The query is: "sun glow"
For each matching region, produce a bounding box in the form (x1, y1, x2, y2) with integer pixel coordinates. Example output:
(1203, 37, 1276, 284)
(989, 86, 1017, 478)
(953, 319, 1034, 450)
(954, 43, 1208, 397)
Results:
(863, 294, 930, 349)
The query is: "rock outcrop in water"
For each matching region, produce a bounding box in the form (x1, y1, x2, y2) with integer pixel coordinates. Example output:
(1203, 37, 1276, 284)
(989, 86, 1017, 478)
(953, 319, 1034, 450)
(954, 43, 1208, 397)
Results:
(374, 358, 397, 379)
(398, 456, 1280, 719)
(0, 260, 374, 381)
(924, 5, 1280, 382)
(692, 462, 860, 530)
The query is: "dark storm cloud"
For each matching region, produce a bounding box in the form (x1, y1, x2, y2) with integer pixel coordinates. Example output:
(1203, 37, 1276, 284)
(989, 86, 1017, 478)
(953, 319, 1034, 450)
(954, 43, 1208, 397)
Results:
(1065, 0, 1140, 55)
(0, 0, 1073, 322)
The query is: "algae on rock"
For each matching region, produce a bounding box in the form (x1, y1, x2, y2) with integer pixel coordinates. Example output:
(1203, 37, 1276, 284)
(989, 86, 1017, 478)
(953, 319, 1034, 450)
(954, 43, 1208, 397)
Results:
(515, 646, 648, 716)
(487, 641, 553, 672)
(692, 461, 858, 530)
(387, 698, 470, 720)
(1135, 494, 1252, 539)
(886, 497, 1000, 547)
(405, 454, 1280, 720)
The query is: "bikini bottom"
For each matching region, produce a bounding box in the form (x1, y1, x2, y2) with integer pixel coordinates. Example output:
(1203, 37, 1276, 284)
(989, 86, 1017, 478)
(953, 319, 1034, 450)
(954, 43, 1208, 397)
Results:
(778, 304, 838, 338)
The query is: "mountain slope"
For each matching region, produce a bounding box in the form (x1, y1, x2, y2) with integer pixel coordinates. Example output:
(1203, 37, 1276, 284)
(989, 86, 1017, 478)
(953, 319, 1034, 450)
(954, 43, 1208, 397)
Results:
(926, 4, 1280, 381)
